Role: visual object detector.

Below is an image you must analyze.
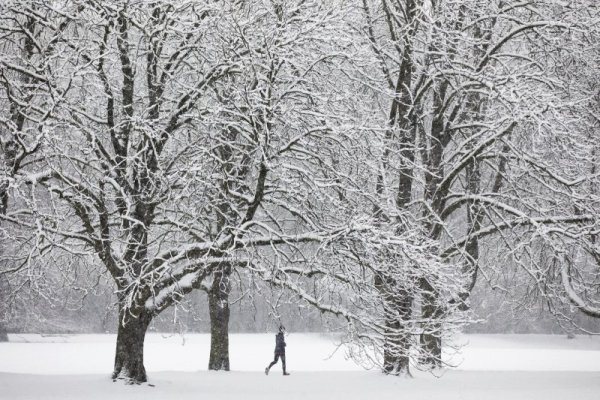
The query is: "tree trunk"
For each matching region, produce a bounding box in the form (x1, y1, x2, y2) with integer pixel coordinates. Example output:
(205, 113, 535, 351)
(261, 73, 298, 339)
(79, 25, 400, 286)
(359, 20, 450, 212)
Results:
(0, 322, 7, 342)
(382, 296, 412, 376)
(208, 266, 231, 371)
(419, 327, 442, 367)
(112, 308, 152, 383)
(376, 274, 413, 376)
(0, 274, 9, 342)
(1, 179, 9, 343)
(419, 280, 442, 368)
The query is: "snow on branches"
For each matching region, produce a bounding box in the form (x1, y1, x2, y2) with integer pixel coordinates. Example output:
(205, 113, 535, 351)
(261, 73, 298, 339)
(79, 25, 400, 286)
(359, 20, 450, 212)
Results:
(0, 0, 599, 381)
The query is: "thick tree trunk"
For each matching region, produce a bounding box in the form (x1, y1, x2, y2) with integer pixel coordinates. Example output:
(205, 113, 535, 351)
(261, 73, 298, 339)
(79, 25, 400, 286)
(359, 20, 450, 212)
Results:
(419, 280, 442, 368)
(208, 267, 231, 371)
(382, 298, 412, 376)
(376, 274, 413, 376)
(112, 308, 152, 383)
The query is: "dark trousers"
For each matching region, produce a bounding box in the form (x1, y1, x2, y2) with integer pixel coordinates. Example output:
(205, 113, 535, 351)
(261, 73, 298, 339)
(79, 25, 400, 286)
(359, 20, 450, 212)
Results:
(268, 352, 286, 372)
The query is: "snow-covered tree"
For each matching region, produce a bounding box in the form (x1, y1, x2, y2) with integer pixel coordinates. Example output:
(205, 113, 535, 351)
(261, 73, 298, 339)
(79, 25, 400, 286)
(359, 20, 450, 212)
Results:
(351, 0, 600, 372)
(0, 0, 65, 342)
(1, 0, 462, 382)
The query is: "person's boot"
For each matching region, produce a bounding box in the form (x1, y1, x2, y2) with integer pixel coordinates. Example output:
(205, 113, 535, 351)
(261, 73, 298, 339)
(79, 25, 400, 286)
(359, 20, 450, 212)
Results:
(265, 367, 270, 375)
(283, 370, 290, 376)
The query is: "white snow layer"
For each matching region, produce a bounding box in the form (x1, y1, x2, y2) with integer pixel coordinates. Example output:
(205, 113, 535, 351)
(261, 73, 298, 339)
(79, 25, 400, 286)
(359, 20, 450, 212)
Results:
(0, 333, 599, 399)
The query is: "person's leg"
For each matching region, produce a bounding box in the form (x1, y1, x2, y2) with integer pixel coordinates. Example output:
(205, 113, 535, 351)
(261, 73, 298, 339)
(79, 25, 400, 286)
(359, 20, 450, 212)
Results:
(270, 353, 280, 368)
(281, 353, 289, 375)
(266, 353, 280, 375)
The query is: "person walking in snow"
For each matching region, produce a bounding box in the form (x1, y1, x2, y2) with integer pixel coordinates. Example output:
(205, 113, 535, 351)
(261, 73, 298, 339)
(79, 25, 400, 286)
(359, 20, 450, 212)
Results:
(265, 325, 290, 376)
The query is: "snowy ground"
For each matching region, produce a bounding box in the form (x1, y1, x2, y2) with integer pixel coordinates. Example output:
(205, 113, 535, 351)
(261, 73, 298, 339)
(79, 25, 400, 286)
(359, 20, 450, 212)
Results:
(1, 333, 599, 399)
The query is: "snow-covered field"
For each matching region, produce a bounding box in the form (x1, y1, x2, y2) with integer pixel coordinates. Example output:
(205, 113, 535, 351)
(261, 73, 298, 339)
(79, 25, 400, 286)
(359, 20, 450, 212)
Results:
(1, 333, 599, 399)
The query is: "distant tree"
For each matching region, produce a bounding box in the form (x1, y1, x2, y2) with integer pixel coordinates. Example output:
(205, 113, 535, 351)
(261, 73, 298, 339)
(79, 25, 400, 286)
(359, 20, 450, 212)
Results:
(0, 1, 63, 342)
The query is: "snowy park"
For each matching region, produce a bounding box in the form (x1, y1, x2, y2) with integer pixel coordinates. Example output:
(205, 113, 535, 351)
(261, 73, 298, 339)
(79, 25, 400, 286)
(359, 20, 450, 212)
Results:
(1, 0, 600, 399)
(1, 333, 600, 400)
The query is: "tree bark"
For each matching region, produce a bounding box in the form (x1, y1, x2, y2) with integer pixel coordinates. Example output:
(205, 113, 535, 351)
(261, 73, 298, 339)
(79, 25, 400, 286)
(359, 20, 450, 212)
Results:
(112, 307, 152, 383)
(419, 279, 443, 368)
(375, 273, 413, 376)
(208, 266, 231, 371)
(0, 274, 9, 342)
(0, 322, 7, 342)
(382, 293, 412, 376)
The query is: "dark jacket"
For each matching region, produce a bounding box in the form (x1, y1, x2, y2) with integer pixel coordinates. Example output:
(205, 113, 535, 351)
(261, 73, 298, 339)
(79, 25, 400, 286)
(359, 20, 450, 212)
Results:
(274, 332, 286, 353)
